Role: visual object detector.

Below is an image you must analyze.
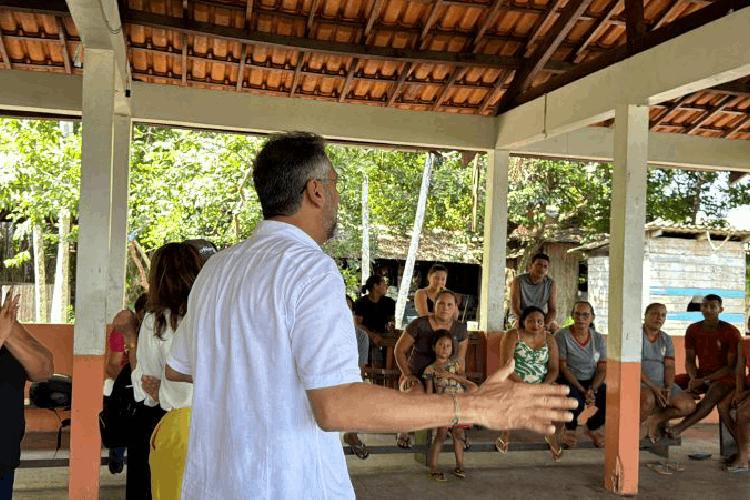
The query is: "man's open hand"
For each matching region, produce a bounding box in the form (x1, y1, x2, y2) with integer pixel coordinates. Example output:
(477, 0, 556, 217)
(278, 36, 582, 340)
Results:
(469, 360, 577, 435)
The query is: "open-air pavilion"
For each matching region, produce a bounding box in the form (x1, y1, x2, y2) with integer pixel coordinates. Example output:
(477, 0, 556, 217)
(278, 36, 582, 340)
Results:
(1, 0, 749, 497)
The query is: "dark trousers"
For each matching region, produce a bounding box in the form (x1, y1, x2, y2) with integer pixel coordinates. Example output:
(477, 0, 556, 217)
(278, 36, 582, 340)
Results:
(562, 378, 606, 431)
(0, 469, 14, 500)
(126, 402, 165, 500)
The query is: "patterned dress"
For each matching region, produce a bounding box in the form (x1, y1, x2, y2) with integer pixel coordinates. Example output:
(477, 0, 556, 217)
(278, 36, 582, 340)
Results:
(513, 333, 549, 384)
(423, 359, 465, 395)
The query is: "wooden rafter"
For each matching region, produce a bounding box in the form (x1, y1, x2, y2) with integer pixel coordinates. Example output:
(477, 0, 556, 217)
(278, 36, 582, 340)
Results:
(0, 30, 11, 70)
(55, 16, 71, 74)
(651, 0, 682, 29)
(514, 0, 750, 109)
(568, 0, 621, 63)
(624, 0, 646, 53)
(289, 50, 306, 97)
(363, 0, 385, 42)
(686, 95, 740, 134)
(306, 0, 322, 36)
(121, 9, 571, 73)
(649, 94, 693, 128)
(522, 0, 565, 58)
(478, 70, 508, 114)
(467, 0, 506, 51)
(244, 0, 254, 30)
(181, 33, 188, 85)
(432, 67, 464, 111)
(387, 62, 414, 107)
(236, 44, 247, 91)
(419, 0, 444, 50)
(338, 57, 358, 102)
(495, 0, 595, 114)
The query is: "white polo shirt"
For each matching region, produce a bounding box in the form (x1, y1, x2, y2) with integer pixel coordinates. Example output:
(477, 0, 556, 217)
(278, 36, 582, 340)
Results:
(168, 220, 362, 500)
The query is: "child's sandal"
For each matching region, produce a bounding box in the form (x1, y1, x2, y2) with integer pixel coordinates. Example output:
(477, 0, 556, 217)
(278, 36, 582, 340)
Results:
(453, 467, 466, 479)
(430, 471, 447, 482)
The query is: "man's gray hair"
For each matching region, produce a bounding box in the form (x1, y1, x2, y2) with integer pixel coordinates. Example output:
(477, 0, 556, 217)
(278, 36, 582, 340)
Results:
(252, 131, 331, 219)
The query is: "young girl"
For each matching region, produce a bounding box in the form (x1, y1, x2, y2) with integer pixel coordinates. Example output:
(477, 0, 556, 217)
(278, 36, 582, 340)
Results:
(425, 330, 478, 482)
(496, 305, 562, 461)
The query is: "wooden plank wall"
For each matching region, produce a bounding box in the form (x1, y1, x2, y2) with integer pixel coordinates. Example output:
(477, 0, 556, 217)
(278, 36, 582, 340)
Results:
(542, 242, 580, 326)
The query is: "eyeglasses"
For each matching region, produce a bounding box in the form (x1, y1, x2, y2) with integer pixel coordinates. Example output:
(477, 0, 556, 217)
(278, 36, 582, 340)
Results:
(300, 177, 339, 194)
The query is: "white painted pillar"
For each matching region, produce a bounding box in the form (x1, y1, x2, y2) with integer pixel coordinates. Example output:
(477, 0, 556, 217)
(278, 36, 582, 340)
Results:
(479, 150, 509, 332)
(106, 114, 132, 318)
(70, 48, 116, 500)
(604, 103, 649, 496)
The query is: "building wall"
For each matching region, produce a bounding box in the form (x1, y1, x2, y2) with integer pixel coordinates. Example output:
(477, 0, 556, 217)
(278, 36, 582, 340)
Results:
(587, 238, 747, 337)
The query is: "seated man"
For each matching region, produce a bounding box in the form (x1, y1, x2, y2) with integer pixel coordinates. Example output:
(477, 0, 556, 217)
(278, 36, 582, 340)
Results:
(640, 303, 696, 442)
(668, 294, 741, 438)
(509, 252, 558, 333)
(717, 320, 750, 473)
(555, 301, 606, 447)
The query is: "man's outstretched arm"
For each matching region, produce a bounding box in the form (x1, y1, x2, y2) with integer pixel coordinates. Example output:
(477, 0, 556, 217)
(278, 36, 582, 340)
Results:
(307, 361, 577, 435)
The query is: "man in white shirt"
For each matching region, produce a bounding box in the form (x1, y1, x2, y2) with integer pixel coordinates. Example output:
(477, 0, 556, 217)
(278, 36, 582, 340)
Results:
(166, 132, 576, 499)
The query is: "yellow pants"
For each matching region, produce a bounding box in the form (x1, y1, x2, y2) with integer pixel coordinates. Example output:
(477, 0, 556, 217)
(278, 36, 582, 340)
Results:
(150, 407, 191, 500)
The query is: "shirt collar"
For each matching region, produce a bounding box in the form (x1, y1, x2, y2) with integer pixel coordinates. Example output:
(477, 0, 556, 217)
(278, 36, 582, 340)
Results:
(255, 220, 320, 250)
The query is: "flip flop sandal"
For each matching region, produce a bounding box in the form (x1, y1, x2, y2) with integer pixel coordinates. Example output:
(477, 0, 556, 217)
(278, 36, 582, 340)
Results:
(647, 463, 673, 475)
(396, 434, 413, 449)
(724, 464, 749, 473)
(453, 468, 466, 479)
(664, 462, 685, 473)
(545, 436, 563, 462)
(495, 437, 509, 454)
(349, 441, 369, 460)
(430, 472, 448, 482)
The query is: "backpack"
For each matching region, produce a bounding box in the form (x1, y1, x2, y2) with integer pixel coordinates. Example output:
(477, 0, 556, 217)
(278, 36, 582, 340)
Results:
(29, 374, 73, 452)
(99, 363, 137, 448)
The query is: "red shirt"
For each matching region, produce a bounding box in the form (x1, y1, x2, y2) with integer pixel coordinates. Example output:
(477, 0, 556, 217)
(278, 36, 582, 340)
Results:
(685, 321, 741, 374)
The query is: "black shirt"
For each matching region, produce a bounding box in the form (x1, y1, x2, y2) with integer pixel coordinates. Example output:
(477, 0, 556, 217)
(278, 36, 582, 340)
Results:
(405, 317, 468, 378)
(0, 346, 26, 473)
(353, 295, 396, 333)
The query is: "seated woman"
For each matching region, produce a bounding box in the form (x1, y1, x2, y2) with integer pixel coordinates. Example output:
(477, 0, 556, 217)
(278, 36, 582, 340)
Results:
(497, 305, 562, 460)
(555, 301, 606, 448)
(640, 303, 696, 443)
(394, 290, 468, 448)
(717, 329, 750, 473)
(425, 330, 478, 482)
(414, 264, 448, 317)
(353, 274, 395, 366)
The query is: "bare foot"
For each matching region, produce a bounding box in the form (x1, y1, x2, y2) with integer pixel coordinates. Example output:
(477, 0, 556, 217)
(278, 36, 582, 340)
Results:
(645, 416, 664, 444)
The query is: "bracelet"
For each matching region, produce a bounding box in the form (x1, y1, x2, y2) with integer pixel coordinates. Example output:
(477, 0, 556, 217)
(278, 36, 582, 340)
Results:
(450, 394, 460, 427)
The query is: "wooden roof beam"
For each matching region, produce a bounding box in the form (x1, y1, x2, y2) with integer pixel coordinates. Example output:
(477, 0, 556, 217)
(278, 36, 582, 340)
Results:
(122, 8, 570, 73)
(387, 62, 414, 107)
(55, 16, 72, 74)
(432, 67, 464, 111)
(495, 0, 595, 114)
(512, 0, 750, 109)
(338, 57, 358, 103)
(467, 0, 506, 51)
(244, 0, 254, 30)
(0, 31, 10, 69)
(568, 0, 621, 63)
(419, 0, 444, 50)
(363, 0, 385, 42)
(306, 0, 321, 36)
(624, 0, 646, 53)
(236, 44, 247, 91)
(289, 50, 306, 97)
(684, 95, 738, 133)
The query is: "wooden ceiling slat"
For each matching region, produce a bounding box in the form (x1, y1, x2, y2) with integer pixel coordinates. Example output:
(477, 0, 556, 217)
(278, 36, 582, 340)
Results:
(419, 0, 444, 49)
(306, 0, 321, 36)
(651, 0, 683, 30)
(387, 62, 414, 107)
(0, 31, 10, 69)
(496, 0, 596, 114)
(181, 32, 188, 85)
(363, 0, 385, 41)
(467, 0, 505, 52)
(289, 50, 306, 97)
(726, 114, 750, 138)
(432, 67, 463, 111)
(236, 43, 247, 90)
(244, 0, 254, 30)
(568, 0, 621, 63)
(338, 56, 358, 102)
(55, 16, 71, 74)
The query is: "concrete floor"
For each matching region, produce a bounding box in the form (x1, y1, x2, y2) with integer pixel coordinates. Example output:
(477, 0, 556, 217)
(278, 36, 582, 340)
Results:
(13, 425, 750, 499)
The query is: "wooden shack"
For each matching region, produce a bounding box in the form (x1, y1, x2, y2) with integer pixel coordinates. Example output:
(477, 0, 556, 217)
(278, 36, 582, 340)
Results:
(573, 222, 749, 337)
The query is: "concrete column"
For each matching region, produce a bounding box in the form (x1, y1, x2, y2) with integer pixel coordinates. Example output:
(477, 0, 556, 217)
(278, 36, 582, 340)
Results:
(479, 150, 509, 373)
(69, 48, 116, 500)
(604, 103, 649, 496)
(106, 114, 132, 318)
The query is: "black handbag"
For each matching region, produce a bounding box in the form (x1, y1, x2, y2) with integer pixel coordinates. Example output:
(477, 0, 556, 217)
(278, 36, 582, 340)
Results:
(99, 363, 137, 448)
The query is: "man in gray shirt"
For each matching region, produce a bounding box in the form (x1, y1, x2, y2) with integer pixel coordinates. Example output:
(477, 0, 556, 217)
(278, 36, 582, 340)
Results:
(510, 253, 558, 332)
(556, 301, 607, 447)
(640, 303, 696, 443)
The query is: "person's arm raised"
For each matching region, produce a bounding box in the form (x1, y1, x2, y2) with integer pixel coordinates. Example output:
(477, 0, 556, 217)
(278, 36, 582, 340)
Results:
(307, 360, 576, 434)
